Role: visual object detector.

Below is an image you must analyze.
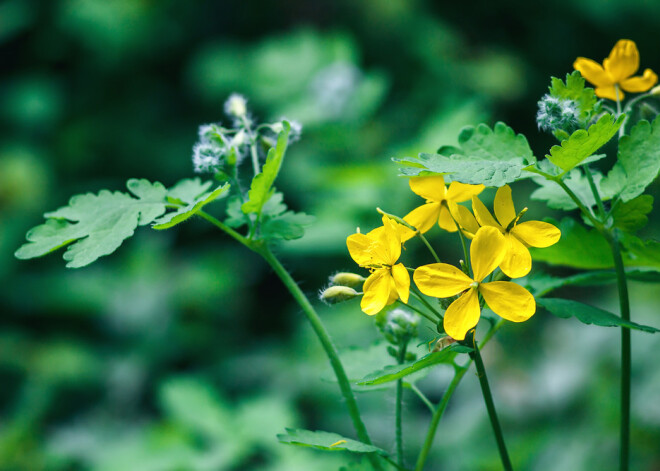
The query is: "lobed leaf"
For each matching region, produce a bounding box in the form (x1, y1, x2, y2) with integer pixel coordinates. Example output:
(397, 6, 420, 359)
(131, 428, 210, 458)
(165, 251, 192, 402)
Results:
(166, 177, 213, 204)
(241, 121, 291, 215)
(546, 114, 624, 172)
(277, 429, 388, 455)
(548, 71, 598, 123)
(601, 116, 660, 202)
(538, 298, 659, 333)
(357, 344, 472, 386)
(15, 179, 168, 268)
(611, 195, 653, 233)
(261, 211, 315, 240)
(524, 269, 660, 297)
(531, 167, 607, 211)
(395, 122, 535, 187)
(152, 183, 230, 230)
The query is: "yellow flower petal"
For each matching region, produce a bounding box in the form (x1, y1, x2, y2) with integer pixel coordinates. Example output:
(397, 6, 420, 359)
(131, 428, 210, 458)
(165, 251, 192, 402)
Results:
(437, 204, 458, 232)
(391, 263, 410, 304)
(386, 277, 400, 306)
(445, 181, 485, 203)
(443, 289, 480, 341)
(574, 57, 613, 88)
(367, 216, 401, 265)
(361, 269, 392, 315)
(409, 176, 447, 202)
(479, 281, 535, 322)
(493, 185, 516, 228)
(470, 226, 507, 282)
(621, 68, 658, 93)
(499, 234, 532, 279)
(347, 233, 376, 266)
(403, 202, 440, 234)
(413, 263, 473, 298)
(471, 196, 501, 229)
(450, 203, 479, 237)
(595, 85, 622, 101)
(604, 39, 639, 83)
(511, 220, 561, 248)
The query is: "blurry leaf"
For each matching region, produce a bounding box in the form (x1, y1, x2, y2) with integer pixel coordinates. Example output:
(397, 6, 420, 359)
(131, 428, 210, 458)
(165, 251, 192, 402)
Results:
(523, 269, 660, 297)
(261, 211, 315, 240)
(15, 179, 167, 268)
(225, 196, 248, 228)
(611, 195, 653, 233)
(529, 217, 613, 269)
(538, 298, 659, 333)
(357, 344, 471, 386)
(549, 71, 598, 122)
(531, 167, 606, 210)
(546, 114, 624, 172)
(396, 122, 535, 186)
(166, 178, 213, 204)
(277, 429, 387, 455)
(152, 183, 230, 230)
(601, 116, 660, 202)
(620, 235, 660, 269)
(242, 122, 291, 214)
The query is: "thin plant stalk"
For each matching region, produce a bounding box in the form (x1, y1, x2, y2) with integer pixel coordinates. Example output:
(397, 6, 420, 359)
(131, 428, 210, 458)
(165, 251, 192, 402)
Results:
(396, 344, 408, 467)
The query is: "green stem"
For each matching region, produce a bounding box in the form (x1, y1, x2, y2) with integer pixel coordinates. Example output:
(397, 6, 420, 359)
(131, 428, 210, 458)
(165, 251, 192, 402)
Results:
(615, 85, 624, 139)
(417, 232, 441, 263)
(198, 210, 251, 246)
(583, 165, 606, 220)
(552, 178, 602, 228)
(407, 382, 435, 414)
(414, 364, 469, 471)
(468, 330, 513, 471)
(410, 287, 443, 319)
(397, 300, 439, 324)
(396, 344, 408, 467)
(606, 233, 631, 471)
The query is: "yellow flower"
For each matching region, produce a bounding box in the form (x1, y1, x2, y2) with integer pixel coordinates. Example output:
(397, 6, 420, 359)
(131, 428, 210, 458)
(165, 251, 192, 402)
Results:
(347, 216, 410, 315)
(403, 176, 484, 233)
(463, 185, 560, 278)
(574, 39, 658, 101)
(414, 226, 535, 340)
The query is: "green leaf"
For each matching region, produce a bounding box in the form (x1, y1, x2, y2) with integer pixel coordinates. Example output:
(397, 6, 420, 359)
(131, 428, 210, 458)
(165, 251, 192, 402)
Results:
(395, 121, 535, 186)
(548, 71, 598, 123)
(152, 183, 230, 230)
(261, 211, 315, 240)
(166, 177, 213, 204)
(523, 269, 660, 297)
(601, 116, 660, 202)
(538, 298, 659, 333)
(225, 196, 249, 228)
(241, 121, 291, 214)
(620, 234, 660, 269)
(357, 344, 471, 386)
(546, 114, 624, 172)
(531, 167, 606, 210)
(277, 429, 388, 455)
(15, 179, 167, 268)
(611, 195, 653, 233)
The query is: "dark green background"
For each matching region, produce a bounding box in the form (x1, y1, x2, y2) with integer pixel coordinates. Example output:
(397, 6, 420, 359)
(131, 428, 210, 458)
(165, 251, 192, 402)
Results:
(2, 1, 659, 469)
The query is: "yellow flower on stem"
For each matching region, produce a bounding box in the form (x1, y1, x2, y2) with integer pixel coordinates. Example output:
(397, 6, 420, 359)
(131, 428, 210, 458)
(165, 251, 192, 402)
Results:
(414, 226, 535, 340)
(574, 39, 658, 101)
(403, 176, 484, 233)
(347, 216, 410, 315)
(468, 185, 560, 278)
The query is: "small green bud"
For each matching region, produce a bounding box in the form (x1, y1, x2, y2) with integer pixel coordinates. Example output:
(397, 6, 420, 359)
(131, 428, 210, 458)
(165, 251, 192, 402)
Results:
(379, 308, 420, 346)
(537, 94, 580, 136)
(387, 346, 398, 358)
(224, 93, 248, 119)
(650, 85, 660, 96)
(319, 285, 360, 305)
(329, 272, 366, 288)
(405, 352, 417, 362)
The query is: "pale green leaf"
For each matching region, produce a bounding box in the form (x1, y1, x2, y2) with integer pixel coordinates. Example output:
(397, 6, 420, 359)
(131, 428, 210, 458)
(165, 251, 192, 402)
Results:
(395, 122, 535, 186)
(523, 269, 660, 297)
(15, 179, 167, 268)
(166, 177, 213, 204)
(241, 121, 291, 214)
(277, 429, 388, 455)
(546, 114, 624, 172)
(601, 116, 660, 202)
(531, 167, 607, 210)
(549, 71, 598, 123)
(152, 183, 230, 230)
(611, 195, 653, 233)
(261, 211, 314, 240)
(538, 298, 659, 333)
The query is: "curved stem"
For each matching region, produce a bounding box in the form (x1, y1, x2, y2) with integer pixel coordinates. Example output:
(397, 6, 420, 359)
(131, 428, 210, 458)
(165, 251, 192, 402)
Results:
(410, 287, 443, 319)
(583, 165, 606, 220)
(396, 344, 408, 467)
(397, 299, 439, 324)
(615, 85, 625, 139)
(552, 178, 602, 229)
(407, 382, 435, 414)
(606, 233, 631, 471)
(468, 330, 513, 471)
(257, 247, 383, 471)
(416, 232, 441, 263)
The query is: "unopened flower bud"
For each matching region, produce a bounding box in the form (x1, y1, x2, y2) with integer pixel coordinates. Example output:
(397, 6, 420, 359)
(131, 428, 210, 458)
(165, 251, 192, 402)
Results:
(536, 94, 580, 135)
(319, 285, 360, 305)
(224, 93, 248, 119)
(378, 308, 420, 345)
(650, 85, 660, 96)
(329, 272, 366, 288)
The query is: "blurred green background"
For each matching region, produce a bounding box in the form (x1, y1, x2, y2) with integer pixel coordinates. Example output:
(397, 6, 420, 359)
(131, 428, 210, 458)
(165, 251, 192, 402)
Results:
(2, 1, 660, 470)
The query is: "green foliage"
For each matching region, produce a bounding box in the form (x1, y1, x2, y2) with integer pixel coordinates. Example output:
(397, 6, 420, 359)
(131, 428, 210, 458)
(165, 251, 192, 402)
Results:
(537, 298, 659, 333)
(531, 167, 606, 210)
(601, 116, 660, 202)
(395, 122, 535, 186)
(611, 195, 653, 233)
(15, 179, 168, 268)
(548, 71, 598, 123)
(277, 429, 388, 455)
(242, 122, 291, 215)
(524, 269, 660, 297)
(153, 183, 230, 230)
(357, 344, 472, 386)
(546, 114, 624, 172)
